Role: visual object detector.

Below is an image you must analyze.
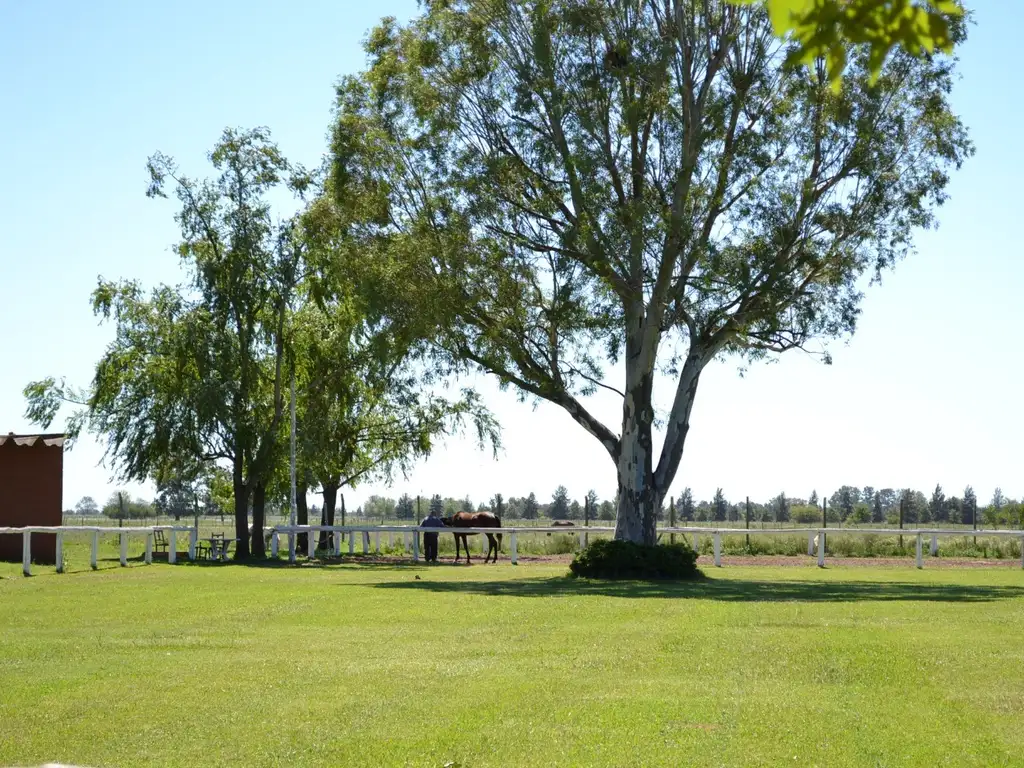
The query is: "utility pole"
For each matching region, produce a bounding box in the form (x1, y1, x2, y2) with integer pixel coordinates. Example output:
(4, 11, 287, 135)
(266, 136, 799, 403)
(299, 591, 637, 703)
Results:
(823, 497, 827, 529)
(289, 370, 297, 562)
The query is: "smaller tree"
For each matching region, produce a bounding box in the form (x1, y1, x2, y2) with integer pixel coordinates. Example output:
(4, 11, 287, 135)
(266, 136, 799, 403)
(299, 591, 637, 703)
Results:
(946, 495, 962, 524)
(872, 493, 884, 524)
(598, 500, 615, 521)
(930, 484, 947, 523)
(102, 491, 131, 521)
(677, 488, 695, 522)
(75, 496, 99, 516)
(568, 500, 583, 520)
(963, 486, 977, 526)
(585, 490, 599, 522)
(808, 490, 819, 507)
(774, 492, 790, 523)
(395, 494, 415, 520)
(523, 493, 539, 520)
(490, 493, 505, 518)
(550, 486, 570, 520)
(429, 494, 444, 516)
(713, 489, 728, 523)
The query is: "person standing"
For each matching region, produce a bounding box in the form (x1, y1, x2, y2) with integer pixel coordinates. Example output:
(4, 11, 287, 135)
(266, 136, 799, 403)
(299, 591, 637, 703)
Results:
(420, 510, 446, 562)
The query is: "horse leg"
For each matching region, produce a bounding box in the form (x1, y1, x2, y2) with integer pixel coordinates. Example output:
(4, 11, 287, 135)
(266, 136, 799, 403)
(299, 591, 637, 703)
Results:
(486, 533, 495, 563)
(454, 534, 461, 563)
(465, 534, 472, 565)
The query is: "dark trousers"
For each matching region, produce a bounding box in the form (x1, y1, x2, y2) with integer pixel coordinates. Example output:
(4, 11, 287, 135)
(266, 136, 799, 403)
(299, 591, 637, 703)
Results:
(424, 532, 439, 562)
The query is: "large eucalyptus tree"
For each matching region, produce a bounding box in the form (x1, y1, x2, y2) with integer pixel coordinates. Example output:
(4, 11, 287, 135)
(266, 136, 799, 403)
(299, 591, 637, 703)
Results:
(328, 0, 971, 543)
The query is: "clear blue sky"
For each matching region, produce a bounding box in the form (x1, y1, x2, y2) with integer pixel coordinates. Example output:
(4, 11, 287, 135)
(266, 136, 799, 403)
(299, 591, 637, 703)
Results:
(1, 1, 1020, 512)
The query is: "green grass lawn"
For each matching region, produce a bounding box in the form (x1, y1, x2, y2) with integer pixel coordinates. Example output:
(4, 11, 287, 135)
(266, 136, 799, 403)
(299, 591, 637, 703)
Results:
(2, 560, 1023, 767)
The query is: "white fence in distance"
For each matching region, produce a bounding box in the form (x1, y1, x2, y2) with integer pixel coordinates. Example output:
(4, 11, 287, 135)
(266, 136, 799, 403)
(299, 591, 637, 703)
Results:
(0, 525, 195, 576)
(5, 525, 1023, 575)
(267, 524, 1024, 570)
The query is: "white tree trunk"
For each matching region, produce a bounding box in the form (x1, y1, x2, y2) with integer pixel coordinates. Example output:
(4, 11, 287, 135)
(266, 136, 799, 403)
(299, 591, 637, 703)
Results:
(614, 340, 709, 546)
(613, 317, 660, 545)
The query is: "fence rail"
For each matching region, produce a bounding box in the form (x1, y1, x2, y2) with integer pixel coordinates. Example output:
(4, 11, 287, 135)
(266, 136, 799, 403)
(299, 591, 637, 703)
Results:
(1, 525, 195, 575)
(5, 524, 1023, 575)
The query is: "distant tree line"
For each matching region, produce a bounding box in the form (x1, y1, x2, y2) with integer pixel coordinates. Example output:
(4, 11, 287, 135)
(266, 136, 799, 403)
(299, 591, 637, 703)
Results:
(349, 484, 1023, 529)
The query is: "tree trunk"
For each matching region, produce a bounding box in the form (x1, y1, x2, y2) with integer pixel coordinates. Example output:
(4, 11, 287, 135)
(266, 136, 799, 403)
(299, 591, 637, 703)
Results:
(613, 316, 659, 545)
(251, 482, 267, 557)
(319, 480, 338, 551)
(233, 474, 251, 560)
(296, 479, 309, 553)
(613, 327, 706, 546)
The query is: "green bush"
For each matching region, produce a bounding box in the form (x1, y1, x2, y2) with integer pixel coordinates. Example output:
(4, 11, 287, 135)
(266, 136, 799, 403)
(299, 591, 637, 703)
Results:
(569, 539, 703, 581)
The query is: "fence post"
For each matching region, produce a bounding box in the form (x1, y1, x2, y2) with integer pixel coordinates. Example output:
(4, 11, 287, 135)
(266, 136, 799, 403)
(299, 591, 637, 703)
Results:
(169, 530, 177, 564)
(362, 531, 370, 554)
(388, 531, 394, 549)
(375, 531, 381, 553)
(188, 529, 197, 561)
(334, 530, 341, 556)
(713, 532, 721, 567)
(91, 531, 99, 569)
(22, 531, 31, 576)
(56, 533, 64, 574)
(412, 532, 420, 562)
(349, 532, 356, 555)
(931, 534, 938, 557)
(307, 529, 316, 559)
(510, 532, 518, 565)
(807, 531, 814, 556)
(145, 532, 153, 565)
(817, 531, 825, 567)
(692, 532, 700, 553)
(271, 532, 279, 558)
(670, 497, 675, 546)
(1020, 535, 1023, 570)
(120, 532, 128, 567)
(745, 497, 751, 550)
(578, 530, 586, 551)
(899, 497, 905, 550)
(915, 533, 923, 569)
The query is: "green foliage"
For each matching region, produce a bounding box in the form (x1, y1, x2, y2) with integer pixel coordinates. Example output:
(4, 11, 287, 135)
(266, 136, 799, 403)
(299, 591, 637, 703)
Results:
(430, 494, 444, 516)
(523, 492, 539, 520)
(74, 496, 99, 516)
(730, 0, 965, 89)
(328, 0, 971, 542)
(550, 485, 570, 519)
(791, 504, 821, 524)
(569, 539, 703, 581)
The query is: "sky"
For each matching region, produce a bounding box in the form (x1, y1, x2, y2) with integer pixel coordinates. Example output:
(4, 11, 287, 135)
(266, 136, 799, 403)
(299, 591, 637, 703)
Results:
(1, 1, 1020, 514)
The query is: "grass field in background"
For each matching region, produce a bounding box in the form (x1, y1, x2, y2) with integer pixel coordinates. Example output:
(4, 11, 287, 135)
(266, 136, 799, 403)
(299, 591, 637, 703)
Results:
(2, 561, 1024, 767)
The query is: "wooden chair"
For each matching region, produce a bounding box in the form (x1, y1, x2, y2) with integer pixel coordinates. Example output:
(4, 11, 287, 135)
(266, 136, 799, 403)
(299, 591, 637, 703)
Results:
(196, 532, 211, 560)
(208, 532, 226, 561)
(153, 529, 169, 554)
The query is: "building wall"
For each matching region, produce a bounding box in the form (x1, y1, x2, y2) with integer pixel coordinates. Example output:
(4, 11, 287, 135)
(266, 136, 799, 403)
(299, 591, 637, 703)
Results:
(0, 439, 64, 564)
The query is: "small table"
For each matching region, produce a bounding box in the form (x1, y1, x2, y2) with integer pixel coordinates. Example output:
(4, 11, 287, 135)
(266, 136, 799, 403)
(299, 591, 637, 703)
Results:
(205, 537, 237, 562)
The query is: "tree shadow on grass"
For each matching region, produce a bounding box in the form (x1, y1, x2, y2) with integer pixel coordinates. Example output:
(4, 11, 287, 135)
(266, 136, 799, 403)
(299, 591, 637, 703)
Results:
(367, 576, 1024, 603)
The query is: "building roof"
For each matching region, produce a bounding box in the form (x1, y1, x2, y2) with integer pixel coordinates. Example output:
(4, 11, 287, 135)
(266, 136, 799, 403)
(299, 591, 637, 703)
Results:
(0, 433, 67, 447)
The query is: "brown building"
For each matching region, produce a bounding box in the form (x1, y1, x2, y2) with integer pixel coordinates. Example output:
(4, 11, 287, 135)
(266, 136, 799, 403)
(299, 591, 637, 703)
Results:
(0, 433, 65, 564)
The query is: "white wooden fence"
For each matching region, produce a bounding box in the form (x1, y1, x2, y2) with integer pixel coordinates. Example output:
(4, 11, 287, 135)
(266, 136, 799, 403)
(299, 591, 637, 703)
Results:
(5, 524, 1023, 575)
(268, 524, 1024, 570)
(1, 525, 195, 576)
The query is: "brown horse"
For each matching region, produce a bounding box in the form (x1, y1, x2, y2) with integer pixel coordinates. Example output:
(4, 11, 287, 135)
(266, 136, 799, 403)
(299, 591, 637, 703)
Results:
(443, 511, 503, 563)
(547, 519, 575, 536)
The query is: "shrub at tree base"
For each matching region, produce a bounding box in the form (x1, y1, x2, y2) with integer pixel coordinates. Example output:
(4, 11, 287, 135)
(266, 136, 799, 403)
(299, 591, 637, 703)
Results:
(569, 540, 704, 581)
